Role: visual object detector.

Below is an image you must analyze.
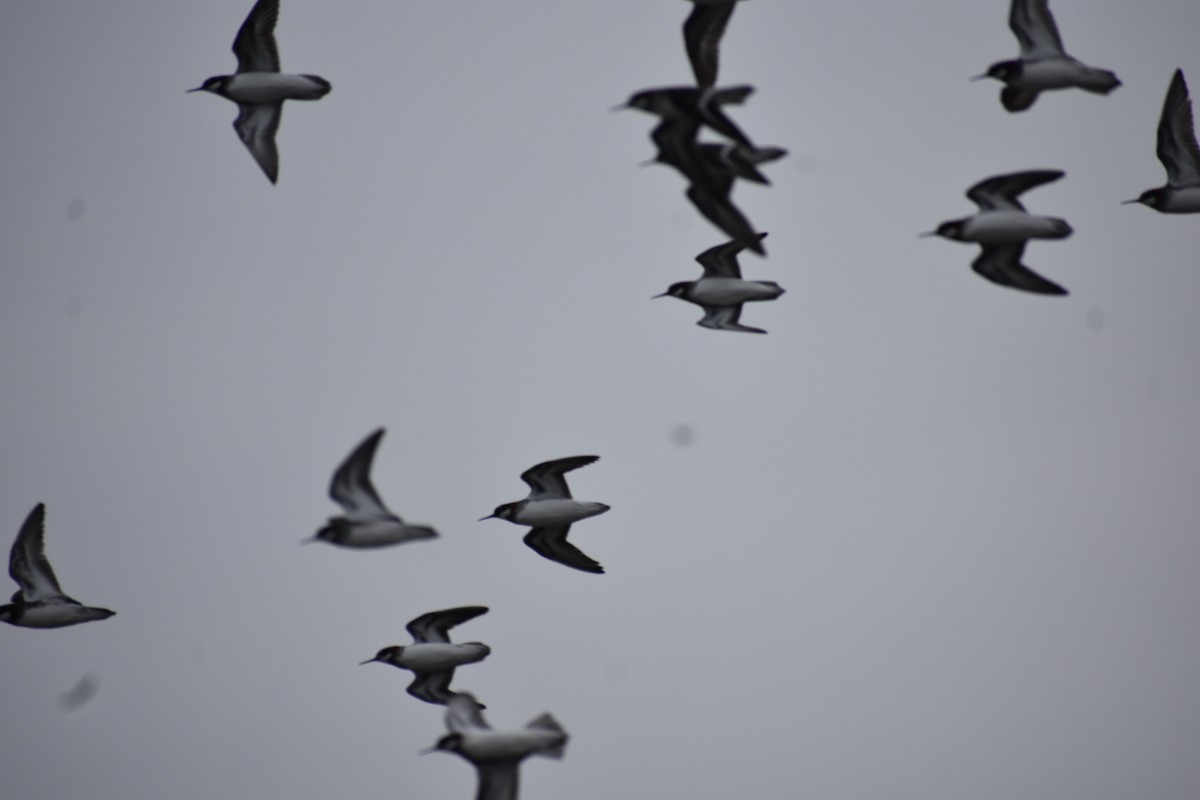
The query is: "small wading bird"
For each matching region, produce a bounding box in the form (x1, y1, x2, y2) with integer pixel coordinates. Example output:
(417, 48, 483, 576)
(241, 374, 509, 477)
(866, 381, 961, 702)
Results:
(1125, 70, 1200, 213)
(655, 233, 784, 333)
(306, 428, 438, 548)
(361, 606, 492, 706)
(481, 456, 609, 574)
(189, 0, 331, 183)
(0, 504, 115, 629)
(425, 693, 568, 800)
(923, 170, 1072, 295)
(974, 0, 1119, 112)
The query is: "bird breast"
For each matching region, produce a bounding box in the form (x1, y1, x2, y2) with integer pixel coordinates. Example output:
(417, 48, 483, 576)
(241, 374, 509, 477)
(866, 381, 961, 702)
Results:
(401, 643, 490, 671)
(511, 500, 609, 527)
(963, 211, 1070, 244)
(223, 73, 330, 103)
(690, 278, 783, 305)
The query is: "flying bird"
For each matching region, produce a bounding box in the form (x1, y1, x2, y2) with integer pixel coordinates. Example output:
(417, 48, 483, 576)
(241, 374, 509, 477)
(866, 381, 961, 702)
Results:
(0, 504, 115, 629)
(425, 693, 568, 800)
(655, 233, 783, 333)
(361, 606, 491, 706)
(683, 1, 747, 88)
(306, 428, 439, 548)
(480, 456, 609, 574)
(923, 170, 1072, 295)
(1124, 70, 1200, 213)
(973, 0, 1119, 112)
(622, 85, 758, 149)
(189, 0, 331, 183)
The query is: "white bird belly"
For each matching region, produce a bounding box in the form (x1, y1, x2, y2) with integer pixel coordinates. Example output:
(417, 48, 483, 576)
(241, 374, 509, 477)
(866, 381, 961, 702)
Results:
(401, 643, 490, 671)
(691, 278, 783, 305)
(514, 499, 609, 526)
(461, 730, 565, 761)
(225, 73, 329, 102)
(964, 211, 1069, 244)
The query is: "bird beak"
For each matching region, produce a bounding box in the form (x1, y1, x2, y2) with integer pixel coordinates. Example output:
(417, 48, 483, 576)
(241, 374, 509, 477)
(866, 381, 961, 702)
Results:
(917, 231, 939, 238)
(299, 535, 320, 545)
(968, 73, 989, 82)
(637, 157, 657, 168)
(187, 86, 205, 93)
(610, 103, 630, 112)
(359, 658, 378, 666)
(1120, 198, 1141, 205)
(417, 745, 439, 755)
(651, 292, 669, 299)
(478, 514, 496, 521)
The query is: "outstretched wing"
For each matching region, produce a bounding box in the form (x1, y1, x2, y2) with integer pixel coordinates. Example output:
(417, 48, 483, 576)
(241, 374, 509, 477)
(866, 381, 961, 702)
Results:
(972, 244, 1068, 295)
(474, 761, 520, 800)
(966, 169, 1064, 211)
(519, 456, 600, 499)
(233, 0, 281, 73)
(523, 526, 604, 574)
(1009, 0, 1064, 58)
(408, 671, 456, 706)
(1157, 70, 1200, 188)
(9, 503, 66, 602)
(406, 606, 489, 644)
(328, 428, 392, 516)
(683, 3, 736, 88)
(446, 693, 491, 732)
(233, 102, 283, 185)
(694, 232, 767, 278)
(698, 304, 766, 333)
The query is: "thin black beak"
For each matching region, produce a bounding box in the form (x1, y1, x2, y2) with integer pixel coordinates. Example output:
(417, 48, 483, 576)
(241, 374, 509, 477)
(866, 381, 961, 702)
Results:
(1120, 198, 1141, 205)
(968, 73, 989, 82)
(917, 231, 939, 238)
(478, 514, 496, 521)
(359, 658, 378, 666)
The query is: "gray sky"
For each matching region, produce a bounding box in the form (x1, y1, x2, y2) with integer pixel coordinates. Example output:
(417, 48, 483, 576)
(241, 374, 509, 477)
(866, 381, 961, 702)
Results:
(3, 1, 1200, 798)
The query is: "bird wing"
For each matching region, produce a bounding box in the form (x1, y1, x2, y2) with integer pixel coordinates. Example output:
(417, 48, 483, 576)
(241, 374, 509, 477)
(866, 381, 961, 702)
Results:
(232, 0, 282, 73)
(698, 304, 766, 333)
(446, 693, 492, 732)
(683, 3, 736, 88)
(1157, 70, 1200, 188)
(328, 428, 393, 517)
(407, 671, 456, 706)
(523, 526, 604, 574)
(474, 761, 520, 800)
(966, 170, 1064, 211)
(233, 102, 283, 185)
(971, 244, 1068, 295)
(406, 606, 489, 644)
(694, 232, 768, 278)
(519, 456, 599, 499)
(9, 503, 67, 603)
(1009, 0, 1065, 58)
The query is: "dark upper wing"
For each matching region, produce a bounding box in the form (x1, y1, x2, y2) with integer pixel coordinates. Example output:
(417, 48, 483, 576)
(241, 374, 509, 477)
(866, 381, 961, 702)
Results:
(683, 3, 736, 88)
(971, 244, 1068, 295)
(328, 428, 391, 516)
(9, 503, 66, 602)
(407, 671, 455, 705)
(234, 102, 283, 185)
(475, 761, 520, 800)
(523, 526, 604, 574)
(1157, 70, 1200, 188)
(966, 169, 1064, 211)
(1009, 0, 1064, 58)
(694, 232, 767, 278)
(233, 0, 281, 73)
(520, 456, 599, 499)
(698, 304, 766, 333)
(406, 606, 489, 644)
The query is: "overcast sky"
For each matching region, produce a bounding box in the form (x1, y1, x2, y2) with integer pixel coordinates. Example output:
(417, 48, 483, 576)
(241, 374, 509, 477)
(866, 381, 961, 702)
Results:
(3, 1, 1200, 799)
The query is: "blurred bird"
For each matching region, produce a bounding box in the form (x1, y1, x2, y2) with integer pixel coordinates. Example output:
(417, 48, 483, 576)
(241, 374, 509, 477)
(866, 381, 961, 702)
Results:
(425, 693, 568, 800)
(923, 170, 1072, 295)
(189, 0, 331, 183)
(361, 606, 491, 706)
(306, 428, 438, 548)
(683, 0, 748, 88)
(1125, 70, 1200, 213)
(973, 0, 1119, 112)
(481, 456, 608, 574)
(655, 233, 783, 333)
(621, 85, 757, 148)
(0, 504, 115, 629)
